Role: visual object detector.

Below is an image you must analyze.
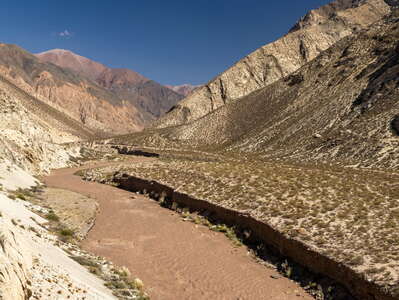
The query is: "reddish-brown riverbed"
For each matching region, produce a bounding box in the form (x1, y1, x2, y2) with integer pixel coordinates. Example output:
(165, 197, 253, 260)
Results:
(43, 158, 312, 300)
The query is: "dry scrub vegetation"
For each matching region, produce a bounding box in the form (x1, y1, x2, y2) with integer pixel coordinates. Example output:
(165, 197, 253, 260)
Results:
(82, 154, 399, 296)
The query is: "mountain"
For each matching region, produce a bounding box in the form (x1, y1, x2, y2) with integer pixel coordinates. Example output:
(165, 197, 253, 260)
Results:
(171, 12, 399, 167)
(99, 9, 399, 300)
(0, 44, 151, 134)
(111, 4, 399, 169)
(36, 49, 184, 120)
(36, 49, 107, 81)
(153, 0, 392, 129)
(165, 84, 200, 97)
(97, 69, 183, 119)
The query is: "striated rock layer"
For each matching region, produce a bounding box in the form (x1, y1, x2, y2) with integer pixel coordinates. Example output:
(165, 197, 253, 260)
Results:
(0, 218, 32, 300)
(0, 74, 85, 173)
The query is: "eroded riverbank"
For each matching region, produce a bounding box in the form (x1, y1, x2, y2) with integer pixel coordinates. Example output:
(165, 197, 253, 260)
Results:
(43, 158, 312, 300)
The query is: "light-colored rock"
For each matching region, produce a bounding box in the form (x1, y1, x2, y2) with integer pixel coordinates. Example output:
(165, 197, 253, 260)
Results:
(154, 0, 392, 128)
(165, 84, 201, 97)
(0, 218, 32, 300)
(0, 76, 82, 174)
(0, 192, 117, 300)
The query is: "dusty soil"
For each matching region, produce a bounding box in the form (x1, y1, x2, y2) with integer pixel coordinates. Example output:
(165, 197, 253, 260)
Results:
(31, 187, 98, 239)
(43, 158, 313, 300)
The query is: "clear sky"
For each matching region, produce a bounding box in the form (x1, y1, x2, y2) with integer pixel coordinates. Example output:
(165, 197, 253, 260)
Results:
(0, 0, 331, 85)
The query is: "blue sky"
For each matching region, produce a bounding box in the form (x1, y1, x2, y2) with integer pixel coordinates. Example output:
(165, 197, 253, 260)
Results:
(0, 0, 331, 85)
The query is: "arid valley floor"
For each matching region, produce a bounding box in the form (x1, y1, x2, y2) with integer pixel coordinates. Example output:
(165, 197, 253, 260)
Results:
(0, 0, 398, 299)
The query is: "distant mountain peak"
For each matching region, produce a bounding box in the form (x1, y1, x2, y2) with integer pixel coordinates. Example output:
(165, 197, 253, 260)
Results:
(36, 49, 107, 80)
(39, 48, 73, 54)
(35, 48, 184, 121)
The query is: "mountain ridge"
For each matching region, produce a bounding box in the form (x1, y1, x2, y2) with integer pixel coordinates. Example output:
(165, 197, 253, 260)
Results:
(0, 43, 150, 133)
(153, 0, 393, 129)
(36, 48, 108, 80)
(36, 48, 184, 121)
(165, 84, 201, 97)
(110, 6, 399, 169)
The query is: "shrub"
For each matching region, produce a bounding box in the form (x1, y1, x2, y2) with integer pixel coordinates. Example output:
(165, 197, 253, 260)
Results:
(45, 211, 59, 222)
(59, 228, 75, 237)
(70, 255, 98, 267)
(16, 193, 26, 200)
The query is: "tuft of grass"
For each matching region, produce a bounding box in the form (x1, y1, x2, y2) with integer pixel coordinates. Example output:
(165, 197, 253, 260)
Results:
(45, 211, 60, 222)
(89, 266, 101, 276)
(59, 228, 75, 237)
(15, 193, 26, 200)
(70, 255, 99, 267)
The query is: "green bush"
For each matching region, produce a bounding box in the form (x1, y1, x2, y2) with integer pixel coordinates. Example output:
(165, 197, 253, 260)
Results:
(45, 211, 60, 222)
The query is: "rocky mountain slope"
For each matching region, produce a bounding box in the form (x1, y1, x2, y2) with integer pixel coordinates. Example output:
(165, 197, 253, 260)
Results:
(165, 84, 200, 97)
(36, 49, 107, 81)
(153, 0, 393, 128)
(0, 61, 89, 298)
(0, 73, 90, 173)
(91, 11, 399, 300)
(0, 44, 150, 134)
(98, 69, 183, 119)
(36, 49, 184, 121)
(111, 8, 399, 169)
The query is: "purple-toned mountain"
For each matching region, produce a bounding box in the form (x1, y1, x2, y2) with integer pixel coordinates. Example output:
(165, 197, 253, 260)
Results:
(36, 49, 184, 122)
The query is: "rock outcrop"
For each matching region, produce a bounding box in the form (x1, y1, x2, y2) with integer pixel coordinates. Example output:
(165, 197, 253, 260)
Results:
(0, 74, 84, 173)
(0, 73, 121, 298)
(0, 219, 32, 300)
(154, 0, 392, 128)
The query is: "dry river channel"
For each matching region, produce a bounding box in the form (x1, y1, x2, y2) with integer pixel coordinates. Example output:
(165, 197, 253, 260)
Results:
(43, 157, 312, 300)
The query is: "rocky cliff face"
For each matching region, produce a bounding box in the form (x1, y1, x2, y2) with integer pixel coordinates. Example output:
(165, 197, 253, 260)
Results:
(154, 0, 392, 128)
(36, 49, 184, 124)
(0, 74, 85, 173)
(0, 218, 32, 300)
(0, 65, 78, 299)
(0, 51, 125, 299)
